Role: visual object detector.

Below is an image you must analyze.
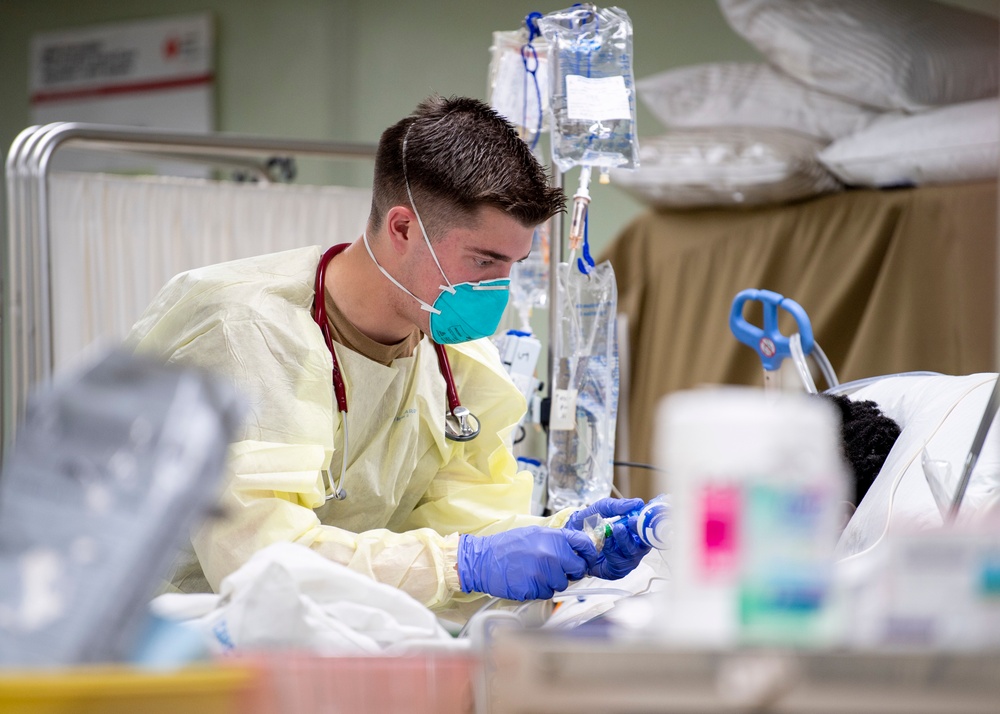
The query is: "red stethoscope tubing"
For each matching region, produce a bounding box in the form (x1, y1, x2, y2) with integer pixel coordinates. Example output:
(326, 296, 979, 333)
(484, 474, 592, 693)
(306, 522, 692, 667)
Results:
(313, 244, 351, 412)
(312, 243, 462, 415)
(434, 335, 462, 414)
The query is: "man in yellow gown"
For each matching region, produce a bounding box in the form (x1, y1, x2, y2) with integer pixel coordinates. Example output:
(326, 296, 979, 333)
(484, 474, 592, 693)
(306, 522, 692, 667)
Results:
(127, 96, 648, 613)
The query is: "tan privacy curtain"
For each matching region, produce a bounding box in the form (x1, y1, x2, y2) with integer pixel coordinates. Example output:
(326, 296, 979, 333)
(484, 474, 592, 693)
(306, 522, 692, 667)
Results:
(604, 182, 997, 500)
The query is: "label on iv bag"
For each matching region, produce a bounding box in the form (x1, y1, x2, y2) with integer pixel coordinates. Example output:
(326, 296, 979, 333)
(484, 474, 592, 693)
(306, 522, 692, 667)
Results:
(565, 75, 632, 121)
(550, 388, 578, 431)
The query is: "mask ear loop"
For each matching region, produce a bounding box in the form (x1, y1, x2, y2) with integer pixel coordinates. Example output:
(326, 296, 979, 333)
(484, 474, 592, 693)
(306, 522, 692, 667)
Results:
(402, 122, 457, 295)
(361, 231, 440, 316)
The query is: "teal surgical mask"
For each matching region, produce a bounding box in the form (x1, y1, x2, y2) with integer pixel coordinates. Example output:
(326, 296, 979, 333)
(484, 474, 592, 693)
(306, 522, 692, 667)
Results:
(362, 229, 510, 345)
(361, 128, 511, 344)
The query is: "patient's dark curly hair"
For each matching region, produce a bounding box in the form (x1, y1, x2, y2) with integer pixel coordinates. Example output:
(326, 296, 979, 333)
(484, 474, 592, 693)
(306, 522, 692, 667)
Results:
(821, 394, 901, 506)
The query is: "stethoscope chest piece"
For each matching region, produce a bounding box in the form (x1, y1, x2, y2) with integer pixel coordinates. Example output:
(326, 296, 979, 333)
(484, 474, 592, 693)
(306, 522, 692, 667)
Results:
(445, 405, 480, 442)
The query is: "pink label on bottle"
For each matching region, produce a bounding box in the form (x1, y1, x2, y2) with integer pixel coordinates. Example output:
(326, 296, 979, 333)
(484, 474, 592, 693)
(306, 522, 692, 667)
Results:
(700, 485, 741, 578)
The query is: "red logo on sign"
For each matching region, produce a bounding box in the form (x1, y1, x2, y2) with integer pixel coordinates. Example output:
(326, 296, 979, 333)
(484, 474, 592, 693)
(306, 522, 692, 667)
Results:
(163, 37, 180, 59)
(759, 337, 776, 357)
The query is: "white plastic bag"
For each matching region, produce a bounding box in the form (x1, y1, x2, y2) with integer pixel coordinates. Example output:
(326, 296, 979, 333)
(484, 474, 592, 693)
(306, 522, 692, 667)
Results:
(151, 542, 461, 655)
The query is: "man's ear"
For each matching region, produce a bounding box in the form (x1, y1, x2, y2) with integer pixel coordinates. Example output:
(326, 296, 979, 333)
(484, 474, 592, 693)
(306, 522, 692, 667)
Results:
(385, 205, 418, 255)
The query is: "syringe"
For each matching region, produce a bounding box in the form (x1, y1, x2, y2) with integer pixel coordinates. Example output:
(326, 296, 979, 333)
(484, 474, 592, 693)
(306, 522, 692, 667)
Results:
(583, 495, 671, 552)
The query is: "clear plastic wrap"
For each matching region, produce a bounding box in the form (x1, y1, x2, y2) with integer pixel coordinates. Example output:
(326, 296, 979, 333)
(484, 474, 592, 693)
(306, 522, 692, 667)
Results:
(538, 4, 639, 173)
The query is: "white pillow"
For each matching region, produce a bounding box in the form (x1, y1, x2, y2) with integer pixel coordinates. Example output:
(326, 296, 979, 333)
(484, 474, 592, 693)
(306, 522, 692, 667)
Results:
(637, 63, 886, 141)
(718, 0, 1000, 112)
(610, 127, 841, 208)
(835, 373, 1000, 559)
(818, 99, 999, 187)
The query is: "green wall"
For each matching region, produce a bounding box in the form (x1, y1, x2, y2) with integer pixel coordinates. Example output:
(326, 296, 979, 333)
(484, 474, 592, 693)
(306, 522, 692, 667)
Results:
(2, 0, 998, 257)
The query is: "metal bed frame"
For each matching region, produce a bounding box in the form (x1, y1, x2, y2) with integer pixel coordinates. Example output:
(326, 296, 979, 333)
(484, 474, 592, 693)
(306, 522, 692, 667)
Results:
(2, 122, 566, 465)
(2, 123, 380, 462)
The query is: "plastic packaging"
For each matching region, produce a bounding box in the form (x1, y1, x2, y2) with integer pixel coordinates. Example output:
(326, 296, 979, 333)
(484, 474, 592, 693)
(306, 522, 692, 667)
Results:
(546, 260, 619, 511)
(538, 4, 639, 174)
(655, 388, 849, 647)
(0, 349, 242, 667)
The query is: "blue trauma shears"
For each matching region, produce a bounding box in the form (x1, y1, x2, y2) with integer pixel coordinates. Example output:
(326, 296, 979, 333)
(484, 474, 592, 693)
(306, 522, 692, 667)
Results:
(729, 289, 814, 390)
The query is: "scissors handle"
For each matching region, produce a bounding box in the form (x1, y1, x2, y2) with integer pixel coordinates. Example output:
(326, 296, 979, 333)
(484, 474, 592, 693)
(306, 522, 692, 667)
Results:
(729, 289, 814, 372)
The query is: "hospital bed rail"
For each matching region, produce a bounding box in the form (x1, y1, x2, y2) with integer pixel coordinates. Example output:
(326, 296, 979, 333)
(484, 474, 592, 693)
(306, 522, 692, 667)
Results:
(2, 122, 378, 464)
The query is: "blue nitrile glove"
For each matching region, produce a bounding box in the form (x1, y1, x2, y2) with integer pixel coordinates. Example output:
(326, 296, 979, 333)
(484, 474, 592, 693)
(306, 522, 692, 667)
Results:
(457, 526, 598, 601)
(565, 498, 651, 580)
(564, 497, 645, 532)
(589, 518, 651, 580)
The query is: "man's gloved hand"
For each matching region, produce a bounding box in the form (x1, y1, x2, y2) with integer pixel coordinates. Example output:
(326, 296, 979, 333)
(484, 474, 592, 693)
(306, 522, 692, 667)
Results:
(564, 497, 645, 532)
(458, 526, 597, 601)
(588, 519, 650, 580)
(565, 497, 651, 581)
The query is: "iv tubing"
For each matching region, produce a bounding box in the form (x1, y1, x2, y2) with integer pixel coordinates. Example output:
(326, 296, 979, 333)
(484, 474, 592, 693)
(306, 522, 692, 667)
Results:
(568, 166, 592, 259)
(812, 341, 839, 388)
(790, 333, 840, 393)
(790, 333, 818, 394)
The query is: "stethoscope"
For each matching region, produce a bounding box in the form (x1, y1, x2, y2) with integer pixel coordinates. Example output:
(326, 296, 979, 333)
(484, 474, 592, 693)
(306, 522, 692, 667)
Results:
(311, 243, 481, 501)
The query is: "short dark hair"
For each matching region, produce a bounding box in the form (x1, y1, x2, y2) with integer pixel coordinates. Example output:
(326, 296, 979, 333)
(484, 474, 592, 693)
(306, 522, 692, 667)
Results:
(368, 95, 564, 236)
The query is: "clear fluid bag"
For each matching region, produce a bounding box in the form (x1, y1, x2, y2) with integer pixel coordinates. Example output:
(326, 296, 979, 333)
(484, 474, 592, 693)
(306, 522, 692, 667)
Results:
(487, 27, 549, 146)
(538, 4, 639, 173)
(507, 221, 550, 331)
(547, 260, 620, 511)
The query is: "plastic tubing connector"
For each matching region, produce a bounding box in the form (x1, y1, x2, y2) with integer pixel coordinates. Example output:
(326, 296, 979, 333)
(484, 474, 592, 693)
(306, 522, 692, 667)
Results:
(568, 166, 592, 252)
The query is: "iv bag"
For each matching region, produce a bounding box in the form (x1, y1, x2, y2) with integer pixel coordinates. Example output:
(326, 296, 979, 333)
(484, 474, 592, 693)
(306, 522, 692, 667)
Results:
(488, 29, 550, 144)
(538, 4, 639, 173)
(508, 221, 550, 332)
(547, 260, 620, 511)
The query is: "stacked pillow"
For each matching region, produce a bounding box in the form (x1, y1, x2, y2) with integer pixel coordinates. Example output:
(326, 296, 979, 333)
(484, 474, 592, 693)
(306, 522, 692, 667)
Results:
(615, 0, 999, 208)
(718, 0, 998, 112)
(611, 125, 840, 209)
(819, 99, 998, 188)
(636, 62, 887, 144)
